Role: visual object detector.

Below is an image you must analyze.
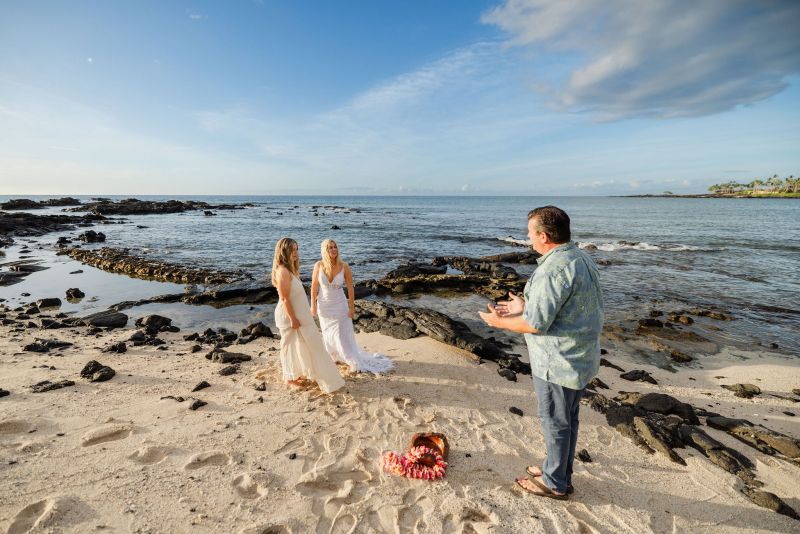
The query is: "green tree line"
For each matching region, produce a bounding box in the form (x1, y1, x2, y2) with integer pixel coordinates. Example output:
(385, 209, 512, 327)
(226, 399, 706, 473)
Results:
(708, 175, 799, 195)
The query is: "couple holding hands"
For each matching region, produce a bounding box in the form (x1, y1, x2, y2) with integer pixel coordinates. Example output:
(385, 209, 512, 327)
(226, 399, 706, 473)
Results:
(271, 237, 394, 393)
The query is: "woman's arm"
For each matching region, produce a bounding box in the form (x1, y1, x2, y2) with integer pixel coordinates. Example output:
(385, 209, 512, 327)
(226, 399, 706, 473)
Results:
(310, 262, 320, 317)
(276, 267, 300, 329)
(344, 264, 355, 319)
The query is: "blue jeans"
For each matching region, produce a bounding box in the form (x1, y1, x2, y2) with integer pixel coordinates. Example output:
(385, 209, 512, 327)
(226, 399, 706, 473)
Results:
(533, 375, 584, 494)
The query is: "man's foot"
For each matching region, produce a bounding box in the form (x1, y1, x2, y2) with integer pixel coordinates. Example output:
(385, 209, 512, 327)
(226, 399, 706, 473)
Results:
(515, 477, 568, 500)
(287, 379, 303, 388)
(526, 466, 574, 494)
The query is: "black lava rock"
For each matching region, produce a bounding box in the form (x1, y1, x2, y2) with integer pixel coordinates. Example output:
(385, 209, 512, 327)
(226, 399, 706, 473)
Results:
(104, 341, 127, 353)
(509, 406, 524, 417)
(620, 370, 658, 384)
(30, 379, 75, 393)
(188, 399, 207, 410)
(577, 449, 592, 463)
(80, 360, 115, 382)
(66, 288, 85, 299)
(191, 380, 211, 392)
(498, 368, 517, 382)
(218, 365, 238, 376)
(36, 298, 62, 309)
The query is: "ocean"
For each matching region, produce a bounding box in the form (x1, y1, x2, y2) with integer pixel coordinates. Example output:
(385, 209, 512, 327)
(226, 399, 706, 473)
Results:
(2, 195, 798, 355)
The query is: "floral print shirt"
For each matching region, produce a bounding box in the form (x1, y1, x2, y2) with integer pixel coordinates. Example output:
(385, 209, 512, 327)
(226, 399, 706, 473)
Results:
(522, 242, 604, 390)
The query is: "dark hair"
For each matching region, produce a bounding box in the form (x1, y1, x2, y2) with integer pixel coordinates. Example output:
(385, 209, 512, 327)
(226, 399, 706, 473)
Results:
(528, 206, 571, 243)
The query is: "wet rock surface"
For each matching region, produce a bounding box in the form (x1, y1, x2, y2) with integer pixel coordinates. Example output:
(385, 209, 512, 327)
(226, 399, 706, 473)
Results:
(353, 300, 529, 377)
(36, 297, 62, 309)
(355, 252, 539, 300)
(74, 310, 129, 329)
(0, 211, 106, 240)
(78, 230, 106, 243)
(134, 314, 177, 332)
(64, 288, 86, 302)
(66, 198, 251, 216)
(61, 247, 242, 285)
(1, 197, 81, 210)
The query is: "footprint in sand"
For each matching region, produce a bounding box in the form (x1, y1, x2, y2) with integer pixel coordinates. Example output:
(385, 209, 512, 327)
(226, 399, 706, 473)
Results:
(184, 451, 231, 470)
(239, 525, 291, 534)
(0, 419, 33, 436)
(128, 445, 172, 465)
(7, 496, 93, 534)
(232, 472, 270, 499)
(81, 423, 133, 447)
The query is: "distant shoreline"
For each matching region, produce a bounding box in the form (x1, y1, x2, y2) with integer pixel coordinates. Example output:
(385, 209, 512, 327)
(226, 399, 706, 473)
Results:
(620, 193, 800, 199)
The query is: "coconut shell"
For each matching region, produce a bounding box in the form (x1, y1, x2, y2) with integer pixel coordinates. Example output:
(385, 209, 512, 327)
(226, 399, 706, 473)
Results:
(410, 432, 449, 461)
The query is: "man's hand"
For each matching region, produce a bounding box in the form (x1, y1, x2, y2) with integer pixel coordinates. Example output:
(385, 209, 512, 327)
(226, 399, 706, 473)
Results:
(495, 291, 524, 317)
(479, 303, 502, 328)
(479, 301, 541, 335)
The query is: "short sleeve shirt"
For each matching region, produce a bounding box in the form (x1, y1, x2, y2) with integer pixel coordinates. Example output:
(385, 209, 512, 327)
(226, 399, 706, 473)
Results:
(522, 242, 604, 390)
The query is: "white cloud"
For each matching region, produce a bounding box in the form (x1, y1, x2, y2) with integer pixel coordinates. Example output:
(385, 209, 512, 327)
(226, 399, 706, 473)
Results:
(86, 57, 93, 63)
(188, 12, 207, 21)
(483, 0, 800, 119)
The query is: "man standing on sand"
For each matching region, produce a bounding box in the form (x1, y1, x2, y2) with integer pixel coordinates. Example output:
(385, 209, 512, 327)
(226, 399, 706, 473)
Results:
(479, 206, 603, 500)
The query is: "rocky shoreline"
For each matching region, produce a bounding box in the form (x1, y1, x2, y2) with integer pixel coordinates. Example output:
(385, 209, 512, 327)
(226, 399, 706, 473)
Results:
(1, 199, 799, 524)
(59, 246, 245, 285)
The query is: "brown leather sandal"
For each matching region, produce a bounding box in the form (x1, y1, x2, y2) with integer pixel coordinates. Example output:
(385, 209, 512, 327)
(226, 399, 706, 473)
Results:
(526, 466, 574, 494)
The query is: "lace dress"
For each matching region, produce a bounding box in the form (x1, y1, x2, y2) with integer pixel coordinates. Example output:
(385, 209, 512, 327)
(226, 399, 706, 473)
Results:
(274, 275, 345, 393)
(316, 268, 395, 374)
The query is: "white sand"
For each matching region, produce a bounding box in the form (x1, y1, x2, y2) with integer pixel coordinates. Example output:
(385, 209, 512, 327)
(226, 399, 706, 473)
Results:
(1, 324, 799, 533)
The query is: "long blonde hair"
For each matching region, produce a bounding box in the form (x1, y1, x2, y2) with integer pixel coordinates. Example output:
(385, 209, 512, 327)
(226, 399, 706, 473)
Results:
(320, 238, 344, 278)
(272, 237, 299, 286)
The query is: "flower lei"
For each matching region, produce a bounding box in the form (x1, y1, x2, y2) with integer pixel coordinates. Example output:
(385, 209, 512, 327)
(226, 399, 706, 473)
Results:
(381, 445, 447, 480)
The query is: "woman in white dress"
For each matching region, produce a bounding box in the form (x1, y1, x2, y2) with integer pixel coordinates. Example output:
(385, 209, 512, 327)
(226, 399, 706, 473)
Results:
(310, 239, 394, 374)
(272, 237, 345, 393)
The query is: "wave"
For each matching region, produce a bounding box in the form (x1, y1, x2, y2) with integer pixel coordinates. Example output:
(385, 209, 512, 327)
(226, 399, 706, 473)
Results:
(497, 236, 722, 252)
(577, 241, 723, 252)
(497, 236, 530, 247)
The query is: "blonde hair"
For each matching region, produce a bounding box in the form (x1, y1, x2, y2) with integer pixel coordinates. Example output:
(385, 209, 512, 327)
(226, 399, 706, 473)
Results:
(320, 238, 344, 279)
(272, 237, 299, 286)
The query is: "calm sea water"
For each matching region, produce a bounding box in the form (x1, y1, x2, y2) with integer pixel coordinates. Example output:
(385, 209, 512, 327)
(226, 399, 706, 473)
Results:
(2, 195, 799, 353)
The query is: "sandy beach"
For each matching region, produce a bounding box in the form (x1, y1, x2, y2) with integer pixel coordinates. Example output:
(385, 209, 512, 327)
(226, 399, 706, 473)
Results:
(2, 316, 798, 533)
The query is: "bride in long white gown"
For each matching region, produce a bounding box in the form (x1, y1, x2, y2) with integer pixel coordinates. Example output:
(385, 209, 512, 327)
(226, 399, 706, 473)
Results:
(311, 239, 394, 374)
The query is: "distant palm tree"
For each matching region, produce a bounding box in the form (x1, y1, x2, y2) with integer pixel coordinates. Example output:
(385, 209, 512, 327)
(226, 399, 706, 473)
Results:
(767, 175, 783, 192)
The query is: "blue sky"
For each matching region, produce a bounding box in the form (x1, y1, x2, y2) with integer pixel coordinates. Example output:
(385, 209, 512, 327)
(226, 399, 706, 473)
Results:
(1, 0, 799, 196)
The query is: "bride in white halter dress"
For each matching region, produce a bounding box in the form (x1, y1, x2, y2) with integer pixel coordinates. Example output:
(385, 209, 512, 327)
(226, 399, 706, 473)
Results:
(312, 239, 394, 374)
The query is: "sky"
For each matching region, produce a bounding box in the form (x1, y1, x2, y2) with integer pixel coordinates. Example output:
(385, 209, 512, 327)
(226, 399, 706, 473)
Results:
(1, 0, 799, 196)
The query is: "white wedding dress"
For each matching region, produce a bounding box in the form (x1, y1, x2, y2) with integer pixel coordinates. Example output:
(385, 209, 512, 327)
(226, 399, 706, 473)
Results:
(274, 275, 345, 393)
(316, 268, 395, 374)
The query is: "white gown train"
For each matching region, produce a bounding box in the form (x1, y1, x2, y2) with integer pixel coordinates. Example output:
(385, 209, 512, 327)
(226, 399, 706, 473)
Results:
(316, 268, 394, 374)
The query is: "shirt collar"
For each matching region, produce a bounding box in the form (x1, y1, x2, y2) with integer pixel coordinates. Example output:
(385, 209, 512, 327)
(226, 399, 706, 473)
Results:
(536, 242, 575, 265)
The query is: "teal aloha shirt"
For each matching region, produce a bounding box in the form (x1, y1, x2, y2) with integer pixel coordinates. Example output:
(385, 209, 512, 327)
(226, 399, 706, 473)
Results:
(522, 242, 604, 390)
